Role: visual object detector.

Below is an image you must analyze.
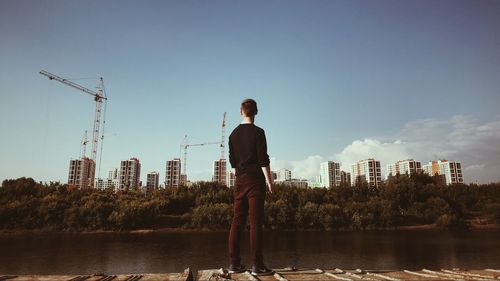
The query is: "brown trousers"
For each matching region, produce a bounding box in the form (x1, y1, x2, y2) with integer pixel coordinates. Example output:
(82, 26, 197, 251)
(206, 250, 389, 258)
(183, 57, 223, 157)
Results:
(228, 172, 266, 267)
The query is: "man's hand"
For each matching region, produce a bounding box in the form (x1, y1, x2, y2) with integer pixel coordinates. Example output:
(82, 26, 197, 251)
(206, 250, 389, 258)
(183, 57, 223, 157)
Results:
(262, 165, 273, 194)
(266, 180, 273, 194)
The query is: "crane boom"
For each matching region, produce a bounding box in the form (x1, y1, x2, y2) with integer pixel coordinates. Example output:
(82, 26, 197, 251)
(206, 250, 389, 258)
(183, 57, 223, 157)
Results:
(39, 70, 107, 100)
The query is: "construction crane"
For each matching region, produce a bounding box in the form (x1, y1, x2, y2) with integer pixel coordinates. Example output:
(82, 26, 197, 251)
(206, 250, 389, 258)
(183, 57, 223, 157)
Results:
(180, 112, 228, 181)
(39, 70, 108, 175)
(181, 135, 221, 176)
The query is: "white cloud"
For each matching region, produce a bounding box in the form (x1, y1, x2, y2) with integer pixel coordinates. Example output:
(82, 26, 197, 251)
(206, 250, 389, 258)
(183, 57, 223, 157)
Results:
(272, 115, 500, 183)
(334, 139, 410, 176)
(290, 155, 324, 180)
(270, 155, 324, 180)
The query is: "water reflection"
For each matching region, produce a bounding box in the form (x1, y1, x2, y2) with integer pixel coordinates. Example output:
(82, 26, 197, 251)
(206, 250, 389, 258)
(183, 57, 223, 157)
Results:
(0, 230, 499, 274)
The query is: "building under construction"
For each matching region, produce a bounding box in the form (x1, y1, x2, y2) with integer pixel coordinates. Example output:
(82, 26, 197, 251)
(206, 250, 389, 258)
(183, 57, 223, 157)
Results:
(67, 157, 95, 189)
(212, 159, 227, 186)
(165, 158, 182, 187)
(118, 158, 141, 191)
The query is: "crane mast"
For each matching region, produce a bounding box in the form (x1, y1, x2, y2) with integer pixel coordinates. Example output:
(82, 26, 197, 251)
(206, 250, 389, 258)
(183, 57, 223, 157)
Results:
(220, 112, 226, 160)
(80, 130, 88, 158)
(90, 77, 105, 162)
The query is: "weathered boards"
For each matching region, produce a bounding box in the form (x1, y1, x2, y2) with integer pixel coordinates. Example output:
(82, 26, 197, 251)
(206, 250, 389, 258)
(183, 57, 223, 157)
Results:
(0, 268, 193, 281)
(2, 268, 500, 281)
(197, 267, 500, 281)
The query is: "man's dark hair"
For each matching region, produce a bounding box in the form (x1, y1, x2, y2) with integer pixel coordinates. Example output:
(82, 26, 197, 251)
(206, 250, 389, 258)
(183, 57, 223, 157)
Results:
(241, 98, 258, 117)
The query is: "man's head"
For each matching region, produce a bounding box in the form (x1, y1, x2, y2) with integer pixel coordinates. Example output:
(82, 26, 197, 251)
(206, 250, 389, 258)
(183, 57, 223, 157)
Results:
(240, 98, 258, 117)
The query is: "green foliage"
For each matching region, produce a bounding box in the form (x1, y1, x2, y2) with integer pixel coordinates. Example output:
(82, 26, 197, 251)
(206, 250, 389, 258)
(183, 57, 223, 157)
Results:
(265, 199, 294, 229)
(317, 203, 346, 230)
(295, 202, 321, 229)
(435, 214, 469, 230)
(191, 203, 232, 229)
(1, 174, 500, 231)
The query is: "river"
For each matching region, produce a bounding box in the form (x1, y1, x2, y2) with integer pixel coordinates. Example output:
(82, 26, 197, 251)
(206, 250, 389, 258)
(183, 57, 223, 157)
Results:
(1, 230, 499, 275)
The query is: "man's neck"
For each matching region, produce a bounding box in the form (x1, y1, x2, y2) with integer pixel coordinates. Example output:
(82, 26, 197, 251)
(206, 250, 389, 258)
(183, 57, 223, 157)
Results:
(241, 116, 254, 124)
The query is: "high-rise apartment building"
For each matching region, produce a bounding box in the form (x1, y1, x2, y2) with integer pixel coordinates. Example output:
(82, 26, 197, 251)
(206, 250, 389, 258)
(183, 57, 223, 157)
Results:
(270, 171, 277, 182)
(180, 174, 187, 186)
(147, 171, 160, 190)
(68, 157, 95, 189)
(319, 161, 341, 188)
(95, 168, 119, 189)
(108, 168, 119, 181)
(386, 159, 422, 178)
(276, 169, 292, 182)
(213, 159, 227, 186)
(351, 158, 382, 187)
(118, 158, 141, 190)
(165, 158, 182, 187)
(226, 170, 235, 188)
(423, 160, 463, 185)
(340, 171, 351, 186)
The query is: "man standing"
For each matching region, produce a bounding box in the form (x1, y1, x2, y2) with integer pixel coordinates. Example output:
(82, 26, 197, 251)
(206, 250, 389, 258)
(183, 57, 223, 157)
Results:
(227, 98, 274, 276)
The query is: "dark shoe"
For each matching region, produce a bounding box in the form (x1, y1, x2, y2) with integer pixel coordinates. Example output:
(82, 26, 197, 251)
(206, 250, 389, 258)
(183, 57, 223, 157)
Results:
(251, 265, 274, 276)
(228, 264, 246, 274)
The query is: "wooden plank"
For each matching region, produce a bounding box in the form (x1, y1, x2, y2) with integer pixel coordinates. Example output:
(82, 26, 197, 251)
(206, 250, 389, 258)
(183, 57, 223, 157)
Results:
(272, 272, 288, 281)
(257, 275, 280, 281)
(382, 271, 434, 280)
(366, 272, 401, 281)
(403, 270, 440, 279)
(342, 272, 366, 280)
(11, 275, 84, 281)
(455, 270, 500, 279)
(423, 269, 470, 280)
(441, 270, 497, 280)
(240, 271, 259, 281)
(123, 275, 142, 281)
(197, 269, 232, 281)
(139, 272, 193, 281)
(197, 268, 254, 281)
(277, 269, 321, 275)
(323, 272, 353, 281)
(93, 276, 116, 281)
(68, 276, 91, 281)
(345, 271, 380, 281)
(276, 269, 325, 281)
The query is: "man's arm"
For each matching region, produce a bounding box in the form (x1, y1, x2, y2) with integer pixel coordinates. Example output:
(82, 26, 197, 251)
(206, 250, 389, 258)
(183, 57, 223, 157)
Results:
(228, 135, 235, 169)
(261, 165, 273, 194)
(257, 129, 272, 193)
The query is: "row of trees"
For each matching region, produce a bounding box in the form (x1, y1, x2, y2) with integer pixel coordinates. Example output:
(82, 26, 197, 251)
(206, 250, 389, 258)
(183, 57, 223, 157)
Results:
(1, 174, 499, 231)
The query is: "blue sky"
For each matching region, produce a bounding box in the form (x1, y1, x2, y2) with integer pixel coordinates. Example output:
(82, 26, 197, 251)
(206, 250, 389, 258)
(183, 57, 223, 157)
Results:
(1, 0, 499, 184)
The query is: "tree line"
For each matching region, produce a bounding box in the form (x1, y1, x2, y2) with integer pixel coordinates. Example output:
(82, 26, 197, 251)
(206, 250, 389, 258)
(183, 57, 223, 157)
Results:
(1, 174, 499, 232)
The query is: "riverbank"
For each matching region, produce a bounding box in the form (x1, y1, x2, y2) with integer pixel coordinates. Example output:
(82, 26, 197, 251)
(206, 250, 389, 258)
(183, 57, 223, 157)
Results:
(1, 221, 499, 235)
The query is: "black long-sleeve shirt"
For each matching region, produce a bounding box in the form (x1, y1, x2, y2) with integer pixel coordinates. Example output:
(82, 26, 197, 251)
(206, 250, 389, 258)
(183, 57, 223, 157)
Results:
(228, 123, 270, 176)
